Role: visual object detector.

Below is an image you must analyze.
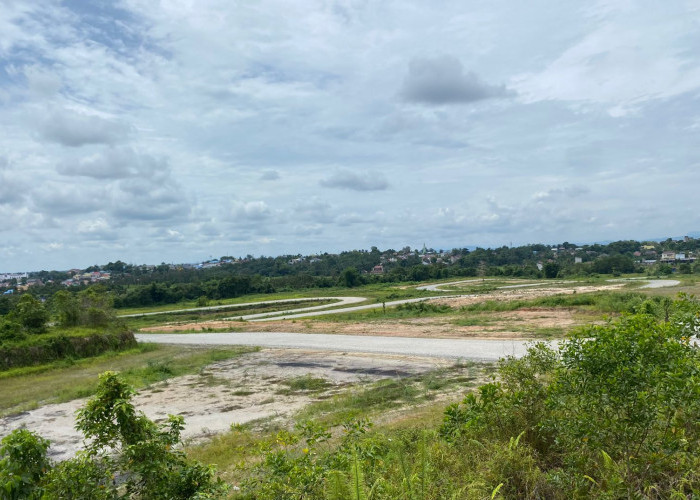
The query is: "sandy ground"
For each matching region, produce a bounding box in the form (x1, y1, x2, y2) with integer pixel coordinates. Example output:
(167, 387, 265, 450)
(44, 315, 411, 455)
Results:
(143, 283, 623, 337)
(0, 349, 450, 462)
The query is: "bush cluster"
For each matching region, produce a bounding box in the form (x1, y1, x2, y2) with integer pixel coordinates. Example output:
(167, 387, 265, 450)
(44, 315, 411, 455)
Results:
(235, 295, 700, 499)
(0, 286, 132, 369)
(0, 331, 136, 371)
(0, 372, 226, 499)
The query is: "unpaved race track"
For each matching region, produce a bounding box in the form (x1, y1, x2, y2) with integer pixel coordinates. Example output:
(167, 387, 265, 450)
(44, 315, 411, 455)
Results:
(124, 279, 682, 323)
(119, 296, 367, 319)
(137, 332, 547, 361)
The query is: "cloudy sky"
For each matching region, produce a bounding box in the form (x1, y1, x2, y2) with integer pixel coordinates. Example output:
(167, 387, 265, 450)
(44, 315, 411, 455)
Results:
(1, 0, 700, 271)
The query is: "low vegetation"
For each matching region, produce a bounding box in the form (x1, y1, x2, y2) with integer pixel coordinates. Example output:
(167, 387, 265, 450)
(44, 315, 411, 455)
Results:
(0, 372, 226, 499)
(0, 286, 141, 371)
(200, 294, 698, 499)
(0, 344, 256, 416)
(457, 290, 658, 314)
(0, 330, 136, 371)
(3, 282, 700, 498)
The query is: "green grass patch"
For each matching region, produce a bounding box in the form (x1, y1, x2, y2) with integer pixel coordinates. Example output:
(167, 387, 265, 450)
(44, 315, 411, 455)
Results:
(458, 290, 652, 314)
(276, 375, 332, 395)
(312, 300, 454, 323)
(451, 314, 500, 327)
(115, 281, 461, 317)
(297, 363, 484, 426)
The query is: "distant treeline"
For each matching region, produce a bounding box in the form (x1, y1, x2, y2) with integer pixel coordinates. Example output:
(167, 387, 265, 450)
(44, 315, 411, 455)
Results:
(3, 238, 698, 310)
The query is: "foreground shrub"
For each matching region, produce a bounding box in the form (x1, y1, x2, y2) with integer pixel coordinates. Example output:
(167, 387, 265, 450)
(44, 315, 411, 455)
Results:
(0, 428, 51, 499)
(441, 294, 700, 498)
(0, 372, 226, 499)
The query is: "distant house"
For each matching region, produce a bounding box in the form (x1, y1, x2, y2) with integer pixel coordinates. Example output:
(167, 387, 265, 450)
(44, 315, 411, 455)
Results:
(0, 272, 28, 282)
(661, 251, 676, 262)
(659, 251, 695, 263)
(370, 265, 384, 274)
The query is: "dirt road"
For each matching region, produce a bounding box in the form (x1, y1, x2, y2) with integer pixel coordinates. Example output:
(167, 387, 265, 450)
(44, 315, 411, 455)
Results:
(137, 332, 545, 361)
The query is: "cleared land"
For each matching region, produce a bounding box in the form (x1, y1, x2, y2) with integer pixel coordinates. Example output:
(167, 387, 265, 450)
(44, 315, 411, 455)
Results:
(139, 279, 630, 337)
(1, 348, 479, 461)
(0, 276, 688, 465)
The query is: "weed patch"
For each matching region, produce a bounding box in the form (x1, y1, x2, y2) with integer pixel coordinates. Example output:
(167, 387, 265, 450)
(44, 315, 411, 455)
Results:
(277, 375, 331, 395)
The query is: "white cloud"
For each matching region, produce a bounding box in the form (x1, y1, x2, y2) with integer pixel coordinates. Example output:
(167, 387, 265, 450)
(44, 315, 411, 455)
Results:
(77, 218, 110, 234)
(320, 169, 389, 191)
(39, 108, 131, 147)
(232, 201, 271, 221)
(511, 9, 700, 109)
(58, 147, 164, 179)
(1, 0, 700, 270)
(24, 65, 62, 97)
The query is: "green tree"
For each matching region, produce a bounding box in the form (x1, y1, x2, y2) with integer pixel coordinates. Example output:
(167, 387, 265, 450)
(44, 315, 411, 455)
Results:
(592, 255, 635, 274)
(0, 318, 25, 342)
(649, 262, 673, 276)
(340, 267, 361, 288)
(13, 294, 49, 333)
(78, 286, 115, 328)
(542, 261, 560, 278)
(440, 296, 700, 497)
(0, 295, 13, 316)
(52, 290, 80, 327)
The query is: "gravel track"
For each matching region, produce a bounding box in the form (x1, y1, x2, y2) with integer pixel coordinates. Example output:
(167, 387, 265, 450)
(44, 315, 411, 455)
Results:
(122, 279, 682, 323)
(136, 332, 545, 361)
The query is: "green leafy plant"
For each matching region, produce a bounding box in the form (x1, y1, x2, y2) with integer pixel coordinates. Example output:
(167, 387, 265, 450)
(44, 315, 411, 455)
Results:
(0, 429, 50, 499)
(0, 372, 226, 499)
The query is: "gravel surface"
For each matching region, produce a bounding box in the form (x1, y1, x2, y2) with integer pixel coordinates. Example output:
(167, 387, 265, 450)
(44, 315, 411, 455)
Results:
(639, 279, 681, 288)
(136, 332, 548, 361)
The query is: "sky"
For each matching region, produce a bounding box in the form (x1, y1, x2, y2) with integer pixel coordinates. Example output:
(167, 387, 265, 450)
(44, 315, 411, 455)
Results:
(1, 0, 700, 272)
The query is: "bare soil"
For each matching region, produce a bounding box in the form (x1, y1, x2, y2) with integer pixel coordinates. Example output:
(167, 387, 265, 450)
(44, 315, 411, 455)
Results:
(0, 349, 449, 461)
